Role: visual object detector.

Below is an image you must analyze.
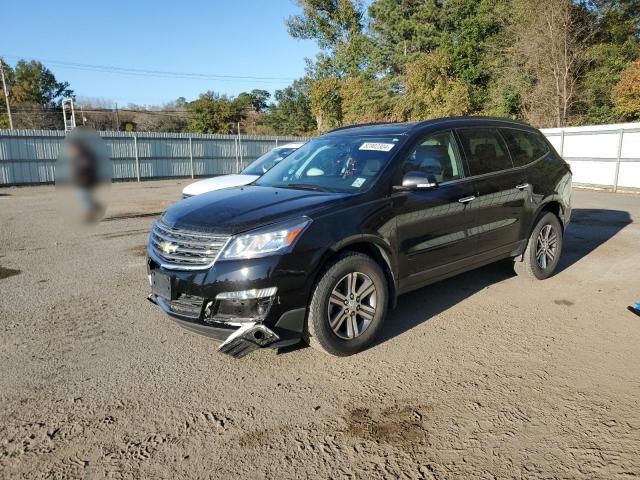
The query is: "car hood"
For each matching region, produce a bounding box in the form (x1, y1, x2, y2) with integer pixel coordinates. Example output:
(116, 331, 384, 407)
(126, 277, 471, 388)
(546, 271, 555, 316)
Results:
(182, 174, 259, 196)
(162, 185, 349, 235)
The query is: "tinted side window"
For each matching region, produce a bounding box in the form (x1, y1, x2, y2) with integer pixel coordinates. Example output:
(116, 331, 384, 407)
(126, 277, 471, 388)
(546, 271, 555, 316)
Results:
(404, 130, 464, 183)
(457, 128, 513, 176)
(500, 128, 550, 167)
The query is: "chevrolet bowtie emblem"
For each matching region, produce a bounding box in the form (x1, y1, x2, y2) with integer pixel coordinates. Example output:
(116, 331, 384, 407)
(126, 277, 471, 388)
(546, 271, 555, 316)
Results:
(159, 242, 179, 254)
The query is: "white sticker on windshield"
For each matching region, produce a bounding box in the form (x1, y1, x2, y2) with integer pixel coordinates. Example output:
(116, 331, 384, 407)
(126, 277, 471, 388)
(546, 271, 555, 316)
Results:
(352, 177, 366, 188)
(359, 142, 395, 152)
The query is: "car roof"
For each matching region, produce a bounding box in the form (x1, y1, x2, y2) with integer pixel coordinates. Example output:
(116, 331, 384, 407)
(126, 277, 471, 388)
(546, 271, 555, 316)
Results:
(322, 117, 536, 137)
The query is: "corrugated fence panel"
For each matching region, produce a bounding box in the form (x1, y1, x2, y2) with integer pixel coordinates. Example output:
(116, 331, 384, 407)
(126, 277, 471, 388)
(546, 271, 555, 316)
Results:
(541, 122, 640, 191)
(8, 125, 635, 189)
(0, 130, 310, 185)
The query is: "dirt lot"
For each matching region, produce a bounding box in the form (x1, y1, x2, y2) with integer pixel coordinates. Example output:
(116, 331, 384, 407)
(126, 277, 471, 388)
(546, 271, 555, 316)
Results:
(1, 180, 639, 479)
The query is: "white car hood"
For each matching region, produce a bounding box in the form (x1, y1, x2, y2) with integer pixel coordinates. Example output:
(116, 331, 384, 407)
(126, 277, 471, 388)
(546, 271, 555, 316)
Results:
(182, 174, 259, 197)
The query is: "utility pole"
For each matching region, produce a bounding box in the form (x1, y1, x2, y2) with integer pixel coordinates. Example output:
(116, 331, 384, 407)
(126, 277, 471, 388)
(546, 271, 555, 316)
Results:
(237, 122, 243, 172)
(0, 59, 14, 130)
(62, 98, 76, 131)
(114, 103, 120, 131)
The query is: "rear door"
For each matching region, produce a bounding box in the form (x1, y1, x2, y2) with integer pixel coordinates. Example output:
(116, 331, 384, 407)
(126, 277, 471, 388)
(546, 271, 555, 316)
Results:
(393, 130, 478, 291)
(499, 127, 553, 233)
(456, 127, 527, 262)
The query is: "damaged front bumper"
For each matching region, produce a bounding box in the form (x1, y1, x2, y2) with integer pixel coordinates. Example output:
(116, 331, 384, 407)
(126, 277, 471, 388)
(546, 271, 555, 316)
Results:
(147, 294, 304, 358)
(146, 237, 315, 358)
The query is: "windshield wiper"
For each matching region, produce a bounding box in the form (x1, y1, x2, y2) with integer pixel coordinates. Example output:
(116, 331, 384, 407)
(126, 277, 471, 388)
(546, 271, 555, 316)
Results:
(285, 183, 329, 192)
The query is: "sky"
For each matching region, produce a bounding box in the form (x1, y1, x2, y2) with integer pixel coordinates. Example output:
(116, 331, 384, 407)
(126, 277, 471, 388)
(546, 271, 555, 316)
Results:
(2, 0, 319, 106)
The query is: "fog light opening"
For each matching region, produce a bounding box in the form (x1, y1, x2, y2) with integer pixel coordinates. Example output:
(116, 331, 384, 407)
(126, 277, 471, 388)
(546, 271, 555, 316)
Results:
(207, 287, 278, 324)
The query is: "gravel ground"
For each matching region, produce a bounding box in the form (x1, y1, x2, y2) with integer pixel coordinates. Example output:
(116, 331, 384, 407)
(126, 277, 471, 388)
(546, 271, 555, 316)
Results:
(1, 180, 639, 479)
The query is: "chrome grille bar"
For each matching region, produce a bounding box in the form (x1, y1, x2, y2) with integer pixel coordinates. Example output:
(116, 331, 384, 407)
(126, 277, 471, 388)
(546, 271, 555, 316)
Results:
(149, 221, 230, 270)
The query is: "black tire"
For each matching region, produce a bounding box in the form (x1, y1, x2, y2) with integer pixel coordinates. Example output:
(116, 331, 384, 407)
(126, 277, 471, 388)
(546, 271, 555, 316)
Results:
(514, 212, 563, 280)
(307, 252, 388, 356)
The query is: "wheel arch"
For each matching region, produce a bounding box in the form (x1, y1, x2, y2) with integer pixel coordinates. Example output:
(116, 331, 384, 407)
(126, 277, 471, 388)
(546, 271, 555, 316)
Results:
(313, 236, 398, 309)
(516, 199, 566, 261)
(538, 200, 566, 228)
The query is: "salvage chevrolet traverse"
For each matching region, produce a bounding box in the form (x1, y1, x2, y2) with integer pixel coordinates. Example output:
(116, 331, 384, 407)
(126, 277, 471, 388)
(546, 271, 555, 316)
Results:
(147, 118, 572, 357)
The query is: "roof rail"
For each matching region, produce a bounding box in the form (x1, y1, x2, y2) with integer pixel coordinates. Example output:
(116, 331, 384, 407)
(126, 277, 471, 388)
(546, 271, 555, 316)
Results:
(325, 122, 395, 134)
(324, 116, 533, 135)
(413, 116, 532, 128)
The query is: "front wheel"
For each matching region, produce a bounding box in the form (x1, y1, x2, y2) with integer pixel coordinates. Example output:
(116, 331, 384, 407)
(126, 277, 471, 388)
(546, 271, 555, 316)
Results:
(514, 212, 563, 280)
(307, 252, 388, 356)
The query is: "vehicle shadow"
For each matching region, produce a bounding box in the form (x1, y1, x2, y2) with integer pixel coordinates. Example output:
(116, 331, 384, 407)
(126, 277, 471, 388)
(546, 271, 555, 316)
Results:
(281, 208, 632, 354)
(375, 261, 515, 346)
(557, 208, 632, 273)
(373, 208, 632, 348)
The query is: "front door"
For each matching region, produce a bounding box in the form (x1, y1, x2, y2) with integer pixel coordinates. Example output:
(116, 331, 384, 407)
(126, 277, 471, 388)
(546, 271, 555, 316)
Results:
(393, 130, 478, 292)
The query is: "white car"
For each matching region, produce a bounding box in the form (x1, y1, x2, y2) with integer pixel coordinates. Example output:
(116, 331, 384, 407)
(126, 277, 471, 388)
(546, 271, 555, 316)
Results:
(181, 142, 304, 198)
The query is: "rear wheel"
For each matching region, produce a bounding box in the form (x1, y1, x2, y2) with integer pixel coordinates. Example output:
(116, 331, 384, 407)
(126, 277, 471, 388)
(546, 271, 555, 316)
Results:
(307, 252, 388, 356)
(514, 212, 563, 280)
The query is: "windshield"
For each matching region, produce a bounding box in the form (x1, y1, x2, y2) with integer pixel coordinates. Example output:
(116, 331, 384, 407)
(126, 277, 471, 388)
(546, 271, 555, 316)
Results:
(242, 147, 298, 176)
(255, 135, 403, 192)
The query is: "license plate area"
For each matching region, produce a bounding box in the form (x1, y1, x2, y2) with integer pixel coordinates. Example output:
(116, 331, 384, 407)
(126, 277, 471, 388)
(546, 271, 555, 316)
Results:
(151, 271, 176, 300)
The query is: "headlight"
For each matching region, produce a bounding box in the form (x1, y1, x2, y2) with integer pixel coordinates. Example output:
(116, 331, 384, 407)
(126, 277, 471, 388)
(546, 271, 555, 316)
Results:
(221, 217, 311, 259)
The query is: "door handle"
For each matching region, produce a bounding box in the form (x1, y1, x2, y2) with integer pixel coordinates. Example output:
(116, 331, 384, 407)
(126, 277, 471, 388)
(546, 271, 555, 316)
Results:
(516, 183, 529, 190)
(458, 196, 476, 204)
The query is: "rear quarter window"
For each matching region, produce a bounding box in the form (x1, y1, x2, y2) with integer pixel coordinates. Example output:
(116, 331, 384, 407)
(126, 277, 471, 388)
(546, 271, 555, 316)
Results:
(500, 128, 550, 167)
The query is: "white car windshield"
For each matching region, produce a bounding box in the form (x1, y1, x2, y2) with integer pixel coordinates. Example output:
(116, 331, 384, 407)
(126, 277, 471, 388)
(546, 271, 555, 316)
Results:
(242, 148, 297, 176)
(255, 136, 404, 192)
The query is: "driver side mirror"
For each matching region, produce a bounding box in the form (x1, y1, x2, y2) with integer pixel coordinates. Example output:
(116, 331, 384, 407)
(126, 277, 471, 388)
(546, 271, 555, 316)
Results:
(394, 171, 439, 191)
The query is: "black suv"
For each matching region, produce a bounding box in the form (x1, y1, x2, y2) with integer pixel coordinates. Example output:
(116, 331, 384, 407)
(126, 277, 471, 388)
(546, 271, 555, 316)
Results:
(147, 117, 572, 357)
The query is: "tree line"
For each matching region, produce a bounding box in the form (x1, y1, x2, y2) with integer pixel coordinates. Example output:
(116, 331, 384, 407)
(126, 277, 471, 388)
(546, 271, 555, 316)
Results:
(2, 0, 639, 134)
(0, 60, 281, 134)
(291, 0, 640, 132)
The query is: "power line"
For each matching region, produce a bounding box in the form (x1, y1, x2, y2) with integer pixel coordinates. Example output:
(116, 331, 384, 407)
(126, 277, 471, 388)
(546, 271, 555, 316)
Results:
(12, 106, 261, 115)
(0, 54, 297, 83)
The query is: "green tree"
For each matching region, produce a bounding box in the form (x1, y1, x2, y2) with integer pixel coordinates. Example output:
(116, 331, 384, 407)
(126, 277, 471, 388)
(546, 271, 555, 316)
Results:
(266, 79, 316, 134)
(614, 59, 640, 119)
(368, 0, 440, 74)
(310, 77, 343, 131)
(340, 75, 401, 124)
(368, 0, 508, 111)
(398, 49, 472, 120)
(0, 59, 15, 129)
(235, 89, 271, 112)
(581, 40, 640, 123)
(0, 58, 73, 129)
(10, 60, 73, 107)
(186, 91, 243, 134)
(579, 0, 640, 123)
(287, 0, 370, 76)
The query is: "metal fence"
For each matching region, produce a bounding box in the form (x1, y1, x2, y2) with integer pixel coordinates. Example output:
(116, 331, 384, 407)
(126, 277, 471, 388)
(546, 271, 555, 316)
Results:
(541, 123, 640, 191)
(0, 130, 310, 186)
(2, 124, 638, 190)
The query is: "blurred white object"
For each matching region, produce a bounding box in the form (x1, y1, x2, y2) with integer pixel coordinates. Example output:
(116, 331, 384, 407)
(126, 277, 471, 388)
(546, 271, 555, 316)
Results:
(181, 142, 304, 198)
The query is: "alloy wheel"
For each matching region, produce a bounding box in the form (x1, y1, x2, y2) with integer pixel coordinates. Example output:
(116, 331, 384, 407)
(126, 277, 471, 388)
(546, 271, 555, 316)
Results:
(327, 271, 377, 340)
(535, 224, 558, 270)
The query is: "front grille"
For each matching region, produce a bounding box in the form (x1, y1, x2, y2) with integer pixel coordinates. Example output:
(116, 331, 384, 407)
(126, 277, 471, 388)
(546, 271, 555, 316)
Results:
(150, 220, 230, 269)
(165, 294, 204, 318)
